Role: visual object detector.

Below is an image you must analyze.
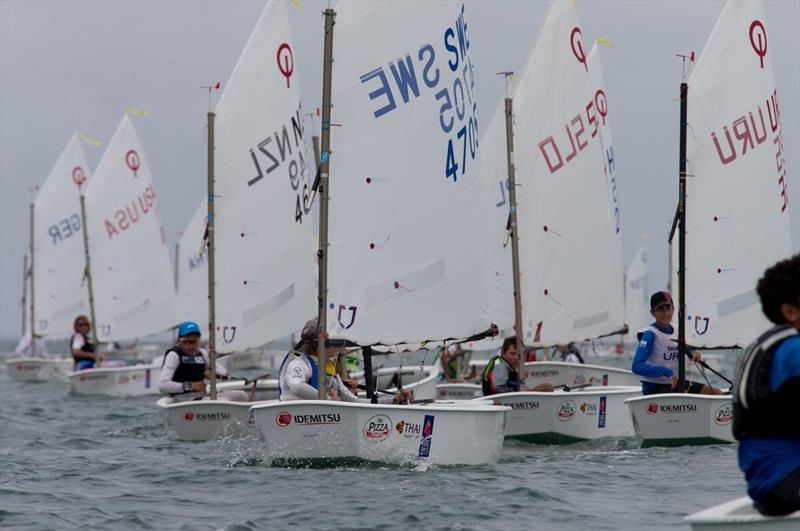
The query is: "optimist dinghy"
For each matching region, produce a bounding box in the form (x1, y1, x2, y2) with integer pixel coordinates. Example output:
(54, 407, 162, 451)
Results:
(477, 386, 639, 444)
(627, 0, 793, 447)
(685, 496, 800, 531)
(625, 393, 734, 447)
(69, 359, 161, 397)
(159, 0, 317, 441)
(250, 400, 507, 466)
(6, 357, 72, 383)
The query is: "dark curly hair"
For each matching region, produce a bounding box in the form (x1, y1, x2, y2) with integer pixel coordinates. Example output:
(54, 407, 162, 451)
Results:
(502, 336, 518, 354)
(756, 254, 800, 325)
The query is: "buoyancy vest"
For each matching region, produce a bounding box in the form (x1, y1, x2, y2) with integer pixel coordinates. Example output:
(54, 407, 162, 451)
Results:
(733, 325, 800, 440)
(162, 346, 207, 384)
(70, 333, 95, 361)
(481, 355, 519, 396)
(638, 324, 680, 384)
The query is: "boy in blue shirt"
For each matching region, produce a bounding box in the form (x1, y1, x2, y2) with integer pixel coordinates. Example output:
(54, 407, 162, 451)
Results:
(734, 254, 800, 516)
(631, 291, 721, 395)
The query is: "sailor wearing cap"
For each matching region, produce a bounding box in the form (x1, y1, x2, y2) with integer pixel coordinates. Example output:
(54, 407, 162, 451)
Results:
(631, 291, 721, 395)
(278, 318, 411, 403)
(158, 321, 244, 402)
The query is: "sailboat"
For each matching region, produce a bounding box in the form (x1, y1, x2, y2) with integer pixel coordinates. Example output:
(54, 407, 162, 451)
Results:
(6, 134, 92, 384)
(466, 1, 640, 444)
(249, 0, 509, 466)
(157, 0, 317, 441)
(626, 0, 793, 448)
(68, 114, 179, 397)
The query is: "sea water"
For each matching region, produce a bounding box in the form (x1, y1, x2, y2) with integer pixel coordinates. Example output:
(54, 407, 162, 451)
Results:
(0, 342, 744, 530)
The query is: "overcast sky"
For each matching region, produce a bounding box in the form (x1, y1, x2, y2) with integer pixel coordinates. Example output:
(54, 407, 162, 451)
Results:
(1, 0, 798, 339)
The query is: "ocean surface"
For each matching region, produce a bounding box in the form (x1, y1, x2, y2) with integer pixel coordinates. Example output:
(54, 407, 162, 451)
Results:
(0, 342, 746, 531)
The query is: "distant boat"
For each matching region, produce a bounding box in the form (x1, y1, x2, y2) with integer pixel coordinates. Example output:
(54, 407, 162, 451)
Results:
(6, 134, 91, 383)
(68, 114, 178, 397)
(471, 0, 638, 444)
(626, 0, 792, 448)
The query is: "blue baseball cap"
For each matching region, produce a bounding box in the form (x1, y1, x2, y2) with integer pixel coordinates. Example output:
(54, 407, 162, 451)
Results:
(178, 321, 201, 338)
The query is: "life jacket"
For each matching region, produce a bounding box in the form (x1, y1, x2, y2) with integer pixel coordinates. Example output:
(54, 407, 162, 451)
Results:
(637, 324, 680, 384)
(70, 332, 95, 361)
(733, 325, 800, 440)
(481, 355, 519, 396)
(162, 346, 207, 384)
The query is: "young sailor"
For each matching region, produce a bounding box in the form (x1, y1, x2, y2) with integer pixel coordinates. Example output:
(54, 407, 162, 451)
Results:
(158, 321, 246, 403)
(734, 254, 800, 516)
(70, 315, 99, 370)
(631, 291, 722, 395)
(278, 318, 411, 403)
(482, 336, 554, 396)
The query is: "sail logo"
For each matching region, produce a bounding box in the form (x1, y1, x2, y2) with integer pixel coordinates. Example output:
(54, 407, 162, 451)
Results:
(363, 414, 392, 442)
(47, 214, 81, 246)
(557, 400, 576, 421)
(102, 185, 157, 240)
(125, 150, 140, 178)
(714, 404, 733, 425)
(188, 253, 206, 271)
(276, 43, 294, 88)
(72, 166, 87, 187)
(357, 4, 478, 183)
(337, 305, 357, 330)
(749, 20, 767, 68)
(570, 27, 587, 72)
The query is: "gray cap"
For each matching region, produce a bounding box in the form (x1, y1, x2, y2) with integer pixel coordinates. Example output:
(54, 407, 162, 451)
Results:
(301, 318, 318, 342)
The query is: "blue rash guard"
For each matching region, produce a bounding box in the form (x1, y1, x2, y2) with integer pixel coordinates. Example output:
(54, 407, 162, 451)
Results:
(738, 335, 800, 502)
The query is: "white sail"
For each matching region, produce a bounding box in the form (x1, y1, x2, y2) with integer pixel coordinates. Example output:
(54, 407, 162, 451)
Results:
(326, 1, 505, 344)
(684, 0, 792, 347)
(213, 0, 316, 353)
(176, 199, 208, 334)
(625, 237, 650, 334)
(509, 1, 625, 345)
(84, 114, 178, 342)
(32, 134, 92, 337)
(587, 43, 622, 239)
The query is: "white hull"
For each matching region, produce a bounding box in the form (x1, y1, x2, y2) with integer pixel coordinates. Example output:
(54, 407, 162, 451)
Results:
(69, 362, 161, 397)
(523, 361, 640, 388)
(476, 386, 641, 444)
(625, 393, 735, 447)
(5, 357, 72, 383)
(221, 350, 273, 371)
(249, 400, 508, 466)
(216, 379, 280, 401)
(685, 496, 800, 531)
(436, 382, 482, 400)
(352, 365, 439, 401)
(157, 396, 273, 441)
(104, 344, 160, 363)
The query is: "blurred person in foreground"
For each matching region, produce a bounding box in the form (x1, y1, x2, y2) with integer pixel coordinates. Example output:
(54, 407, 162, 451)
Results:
(734, 254, 800, 516)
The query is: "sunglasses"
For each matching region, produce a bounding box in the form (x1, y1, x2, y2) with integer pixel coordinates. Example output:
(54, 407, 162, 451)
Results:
(77, 322, 90, 326)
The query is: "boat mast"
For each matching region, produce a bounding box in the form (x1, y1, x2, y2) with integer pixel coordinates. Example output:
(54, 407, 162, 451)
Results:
(316, 8, 336, 400)
(207, 110, 218, 400)
(21, 254, 28, 337)
(173, 240, 180, 343)
(28, 203, 36, 356)
(677, 82, 688, 392)
(501, 73, 525, 379)
(79, 193, 99, 346)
